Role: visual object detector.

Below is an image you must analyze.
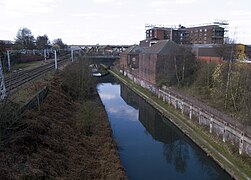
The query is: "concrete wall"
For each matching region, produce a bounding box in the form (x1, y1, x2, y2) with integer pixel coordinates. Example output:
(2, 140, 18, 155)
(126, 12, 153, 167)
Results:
(124, 70, 251, 157)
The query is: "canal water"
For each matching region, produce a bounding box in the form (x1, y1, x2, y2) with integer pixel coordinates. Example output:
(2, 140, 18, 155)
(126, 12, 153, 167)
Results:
(97, 80, 231, 180)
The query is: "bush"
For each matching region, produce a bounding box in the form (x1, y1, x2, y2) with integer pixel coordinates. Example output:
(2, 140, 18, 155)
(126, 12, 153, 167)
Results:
(61, 57, 96, 101)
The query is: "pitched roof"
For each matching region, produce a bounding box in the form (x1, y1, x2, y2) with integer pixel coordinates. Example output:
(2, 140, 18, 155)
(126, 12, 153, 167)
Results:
(124, 45, 144, 54)
(143, 40, 179, 55)
(124, 45, 136, 54)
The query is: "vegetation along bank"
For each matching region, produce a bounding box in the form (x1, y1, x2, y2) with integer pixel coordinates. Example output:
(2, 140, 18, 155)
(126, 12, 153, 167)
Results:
(0, 58, 126, 179)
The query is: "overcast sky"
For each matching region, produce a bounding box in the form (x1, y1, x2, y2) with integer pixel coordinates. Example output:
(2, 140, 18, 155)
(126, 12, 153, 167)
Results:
(1, 0, 251, 45)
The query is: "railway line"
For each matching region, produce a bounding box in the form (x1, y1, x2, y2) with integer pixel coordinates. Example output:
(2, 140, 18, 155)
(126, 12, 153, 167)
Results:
(5, 54, 70, 93)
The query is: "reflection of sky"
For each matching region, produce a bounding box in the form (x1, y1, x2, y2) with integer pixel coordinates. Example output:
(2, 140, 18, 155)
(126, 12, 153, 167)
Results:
(98, 83, 139, 122)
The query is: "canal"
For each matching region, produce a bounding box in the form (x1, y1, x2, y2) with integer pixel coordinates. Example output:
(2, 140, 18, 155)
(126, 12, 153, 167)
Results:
(97, 79, 231, 180)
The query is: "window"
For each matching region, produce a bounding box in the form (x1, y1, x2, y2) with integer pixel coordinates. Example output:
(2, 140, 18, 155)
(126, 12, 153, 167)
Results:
(204, 29, 207, 32)
(200, 29, 202, 32)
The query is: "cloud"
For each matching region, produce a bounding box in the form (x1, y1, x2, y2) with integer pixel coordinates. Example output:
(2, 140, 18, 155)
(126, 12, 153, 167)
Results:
(99, 93, 117, 100)
(72, 12, 119, 20)
(175, 0, 201, 4)
(108, 106, 139, 121)
(230, 10, 251, 16)
(92, 0, 115, 4)
(2, 0, 57, 17)
(152, 1, 173, 6)
(72, 13, 99, 20)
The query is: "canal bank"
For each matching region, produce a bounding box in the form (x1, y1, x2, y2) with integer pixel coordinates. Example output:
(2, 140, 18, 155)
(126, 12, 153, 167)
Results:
(107, 69, 250, 180)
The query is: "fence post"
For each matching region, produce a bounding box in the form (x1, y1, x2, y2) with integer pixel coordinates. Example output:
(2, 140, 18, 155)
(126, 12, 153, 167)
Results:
(189, 106, 192, 119)
(174, 97, 177, 109)
(199, 108, 201, 124)
(239, 132, 244, 154)
(210, 116, 213, 133)
(181, 100, 184, 114)
(223, 123, 227, 142)
(163, 94, 166, 102)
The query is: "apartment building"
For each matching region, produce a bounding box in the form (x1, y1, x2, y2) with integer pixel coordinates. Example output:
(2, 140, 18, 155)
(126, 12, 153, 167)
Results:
(187, 25, 224, 44)
(144, 26, 188, 45)
(143, 24, 225, 45)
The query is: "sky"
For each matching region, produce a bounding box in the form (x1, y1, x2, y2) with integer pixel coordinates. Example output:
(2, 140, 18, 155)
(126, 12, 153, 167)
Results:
(0, 0, 251, 45)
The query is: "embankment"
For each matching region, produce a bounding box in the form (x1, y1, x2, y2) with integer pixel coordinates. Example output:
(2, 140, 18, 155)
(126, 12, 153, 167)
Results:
(0, 73, 126, 179)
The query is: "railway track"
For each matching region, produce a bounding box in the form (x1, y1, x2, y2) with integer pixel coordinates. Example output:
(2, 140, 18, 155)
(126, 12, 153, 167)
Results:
(5, 55, 70, 93)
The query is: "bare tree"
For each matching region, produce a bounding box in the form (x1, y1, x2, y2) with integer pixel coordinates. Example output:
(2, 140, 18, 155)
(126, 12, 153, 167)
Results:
(52, 38, 67, 49)
(14, 28, 35, 50)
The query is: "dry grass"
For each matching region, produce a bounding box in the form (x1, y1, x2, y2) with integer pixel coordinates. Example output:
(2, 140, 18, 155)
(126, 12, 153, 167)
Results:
(0, 68, 126, 179)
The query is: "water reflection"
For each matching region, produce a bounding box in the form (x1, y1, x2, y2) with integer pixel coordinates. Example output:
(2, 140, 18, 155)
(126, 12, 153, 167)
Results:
(121, 84, 190, 173)
(98, 82, 231, 180)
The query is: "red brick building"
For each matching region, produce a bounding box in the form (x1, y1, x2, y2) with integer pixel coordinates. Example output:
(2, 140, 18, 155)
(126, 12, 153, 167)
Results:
(143, 24, 225, 45)
(138, 40, 180, 85)
(187, 25, 224, 44)
(119, 45, 144, 75)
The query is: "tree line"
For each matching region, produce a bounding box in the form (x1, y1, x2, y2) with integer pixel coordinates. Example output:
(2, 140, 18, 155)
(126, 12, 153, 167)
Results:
(5, 27, 67, 50)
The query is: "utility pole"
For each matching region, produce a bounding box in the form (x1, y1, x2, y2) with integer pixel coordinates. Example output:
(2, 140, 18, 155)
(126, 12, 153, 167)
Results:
(54, 50, 58, 70)
(7, 50, 11, 71)
(0, 53, 7, 100)
(44, 49, 47, 62)
(71, 49, 74, 62)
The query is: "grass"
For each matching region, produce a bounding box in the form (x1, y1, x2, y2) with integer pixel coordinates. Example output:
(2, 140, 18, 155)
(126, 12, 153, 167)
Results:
(76, 101, 100, 136)
(6, 59, 54, 74)
(109, 69, 251, 180)
(10, 73, 54, 105)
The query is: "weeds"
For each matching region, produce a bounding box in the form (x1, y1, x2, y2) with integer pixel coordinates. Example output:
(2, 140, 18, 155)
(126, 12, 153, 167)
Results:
(76, 101, 99, 136)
